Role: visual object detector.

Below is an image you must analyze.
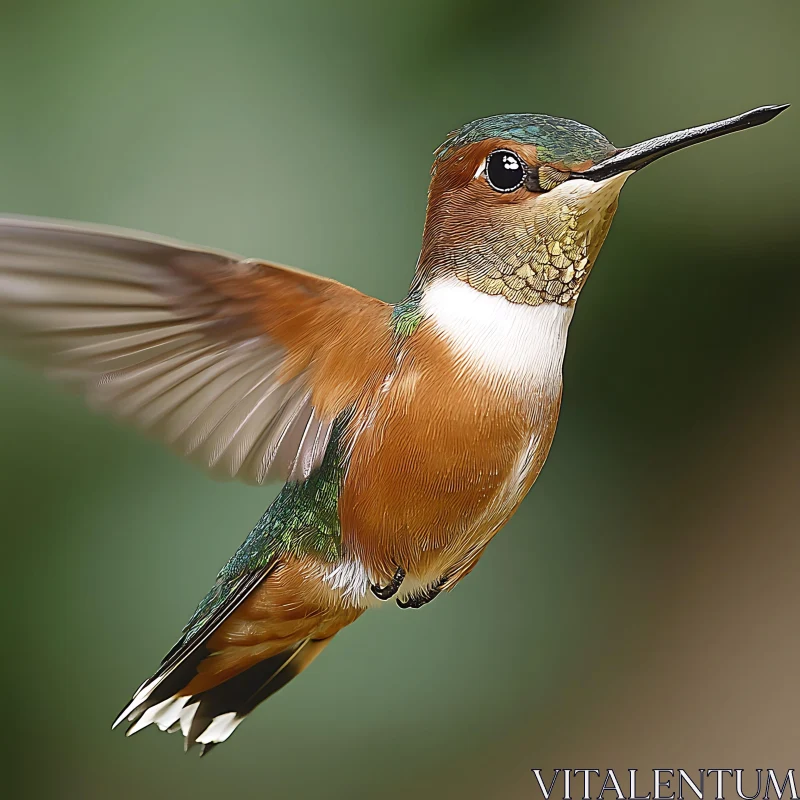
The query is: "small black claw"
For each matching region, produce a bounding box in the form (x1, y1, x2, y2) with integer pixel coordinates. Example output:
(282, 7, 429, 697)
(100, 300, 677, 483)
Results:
(397, 580, 443, 609)
(370, 566, 406, 600)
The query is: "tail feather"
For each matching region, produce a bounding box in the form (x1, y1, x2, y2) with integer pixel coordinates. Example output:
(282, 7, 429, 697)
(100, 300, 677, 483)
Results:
(113, 638, 211, 730)
(114, 551, 360, 753)
(186, 637, 330, 754)
(115, 636, 332, 754)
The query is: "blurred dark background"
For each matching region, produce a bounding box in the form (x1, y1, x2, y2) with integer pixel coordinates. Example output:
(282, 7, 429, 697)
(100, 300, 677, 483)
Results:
(0, 1, 797, 798)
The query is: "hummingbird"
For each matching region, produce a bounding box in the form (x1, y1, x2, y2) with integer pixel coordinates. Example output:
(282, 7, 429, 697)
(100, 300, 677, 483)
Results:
(0, 104, 787, 754)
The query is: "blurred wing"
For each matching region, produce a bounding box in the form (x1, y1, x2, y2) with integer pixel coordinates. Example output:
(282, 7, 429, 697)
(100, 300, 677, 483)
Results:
(0, 215, 392, 484)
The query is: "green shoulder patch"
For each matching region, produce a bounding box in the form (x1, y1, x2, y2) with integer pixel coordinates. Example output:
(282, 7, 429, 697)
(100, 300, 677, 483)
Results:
(392, 290, 423, 338)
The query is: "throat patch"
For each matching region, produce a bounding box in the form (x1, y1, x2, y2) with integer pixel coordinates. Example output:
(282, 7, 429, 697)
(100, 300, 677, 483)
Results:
(454, 204, 590, 306)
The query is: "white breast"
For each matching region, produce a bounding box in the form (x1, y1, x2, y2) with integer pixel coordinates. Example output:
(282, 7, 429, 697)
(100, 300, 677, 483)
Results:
(420, 275, 574, 394)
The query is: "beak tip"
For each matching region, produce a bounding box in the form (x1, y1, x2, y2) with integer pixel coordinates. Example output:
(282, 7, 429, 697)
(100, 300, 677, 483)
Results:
(755, 103, 790, 123)
(575, 103, 789, 183)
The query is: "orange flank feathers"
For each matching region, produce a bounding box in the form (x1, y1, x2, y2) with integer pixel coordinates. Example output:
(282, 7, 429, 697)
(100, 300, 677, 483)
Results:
(181, 556, 362, 695)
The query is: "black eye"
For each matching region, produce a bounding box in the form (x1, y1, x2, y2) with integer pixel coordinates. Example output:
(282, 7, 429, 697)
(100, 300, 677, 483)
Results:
(485, 149, 526, 192)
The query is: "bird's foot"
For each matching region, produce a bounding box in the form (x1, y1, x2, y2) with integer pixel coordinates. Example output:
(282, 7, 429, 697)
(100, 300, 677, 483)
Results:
(397, 578, 444, 609)
(370, 566, 406, 600)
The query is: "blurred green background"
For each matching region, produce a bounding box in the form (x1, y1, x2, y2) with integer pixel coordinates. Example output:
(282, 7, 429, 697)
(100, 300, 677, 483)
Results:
(1, 1, 798, 798)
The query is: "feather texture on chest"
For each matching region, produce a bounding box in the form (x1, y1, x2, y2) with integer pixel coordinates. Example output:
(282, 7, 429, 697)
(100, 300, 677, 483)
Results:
(335, 277, 573, 602)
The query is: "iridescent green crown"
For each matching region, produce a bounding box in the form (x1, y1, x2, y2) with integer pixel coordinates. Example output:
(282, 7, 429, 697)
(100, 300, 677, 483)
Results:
(436, 114, 616, 167)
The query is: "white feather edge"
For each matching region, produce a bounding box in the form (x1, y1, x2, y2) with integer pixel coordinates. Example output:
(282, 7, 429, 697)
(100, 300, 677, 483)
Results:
(112, 674, 166, 728)
(113, 667, 247, 744)
(125, 695, 190, 736)
(196, 711, 243, 745)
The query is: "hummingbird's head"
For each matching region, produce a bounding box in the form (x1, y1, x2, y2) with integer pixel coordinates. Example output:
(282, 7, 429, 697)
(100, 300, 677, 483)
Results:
(417, 106, 788, 307)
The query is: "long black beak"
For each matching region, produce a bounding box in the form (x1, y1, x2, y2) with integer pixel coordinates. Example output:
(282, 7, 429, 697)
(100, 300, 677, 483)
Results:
(577, 104, 789, 182)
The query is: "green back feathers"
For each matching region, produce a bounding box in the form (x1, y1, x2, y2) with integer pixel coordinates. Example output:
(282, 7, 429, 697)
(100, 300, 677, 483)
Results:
(435, 113, 616, 167)
(224, 418, 349, 573)
(225, 424, 346, 571)
(391, 290, 423, 338)
(181, 418, 349, 639)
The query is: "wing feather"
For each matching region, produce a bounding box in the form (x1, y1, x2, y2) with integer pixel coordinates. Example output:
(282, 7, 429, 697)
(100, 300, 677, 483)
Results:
(0, 215, 392, 484)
